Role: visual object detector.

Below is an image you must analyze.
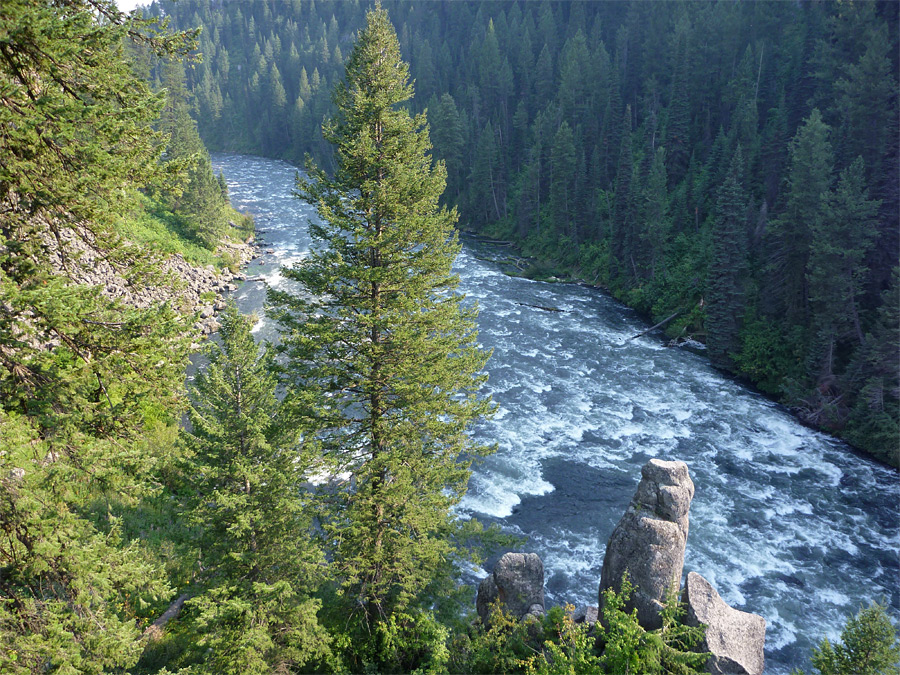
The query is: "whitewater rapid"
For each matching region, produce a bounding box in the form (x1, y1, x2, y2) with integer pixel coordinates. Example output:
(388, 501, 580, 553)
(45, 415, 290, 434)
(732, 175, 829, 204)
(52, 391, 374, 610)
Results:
(213, 153, 899, 674)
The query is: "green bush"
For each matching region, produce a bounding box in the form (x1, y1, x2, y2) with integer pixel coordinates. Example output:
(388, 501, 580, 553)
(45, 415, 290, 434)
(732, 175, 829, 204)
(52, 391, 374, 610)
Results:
(793, 603, 900, 675)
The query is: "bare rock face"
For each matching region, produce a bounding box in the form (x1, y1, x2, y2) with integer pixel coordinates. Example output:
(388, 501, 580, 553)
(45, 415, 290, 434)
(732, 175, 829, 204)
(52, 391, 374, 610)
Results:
(599, 458, 694, 629)
(476, 552, 545, 625)
(682, 571, 766, 675)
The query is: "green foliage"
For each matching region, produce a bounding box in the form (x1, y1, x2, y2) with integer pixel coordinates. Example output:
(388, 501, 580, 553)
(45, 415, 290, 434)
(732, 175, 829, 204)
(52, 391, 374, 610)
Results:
(115, 193, 224, 267)
(793, 603, 900, 675)
(162, 0, 899, 460)
(183, 582, 332, 675)
(770, 109, 834, 330)
(375, 611, 451, 675)
(735, 310, 806, 395)
(448, 603, 537, 674)
(154, 59, 237, 248)
(524, 605, 603, 675)
(598, 575, 709, 675)
(270, 5, 495, 653)
(706, 145, 749, 369)
(448, 583, 707, 675)
(843, 268, 900, 466)
(178, 304, 330, 671)
(0, 1, 212, 669)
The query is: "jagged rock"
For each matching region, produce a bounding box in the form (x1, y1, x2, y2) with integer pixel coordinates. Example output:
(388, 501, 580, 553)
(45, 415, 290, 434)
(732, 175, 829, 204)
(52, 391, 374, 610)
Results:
(199, 305, 214, 318)
(572, 606, 599, 625)
(682, 572, 765, 675)
(476, 552, 545, 625)
(599, 458, 694, 629)
(214, 300, 227, 311)
(7, 468, 25, 482)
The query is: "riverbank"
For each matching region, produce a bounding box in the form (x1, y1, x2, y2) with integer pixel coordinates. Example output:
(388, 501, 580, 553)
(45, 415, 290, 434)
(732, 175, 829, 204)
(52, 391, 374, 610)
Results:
(460, 228, 898, 469)
(47, 222, 261, 340)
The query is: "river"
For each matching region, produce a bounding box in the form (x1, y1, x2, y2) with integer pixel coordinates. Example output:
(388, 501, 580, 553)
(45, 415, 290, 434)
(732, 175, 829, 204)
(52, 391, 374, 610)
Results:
(212, 152, 899, 674)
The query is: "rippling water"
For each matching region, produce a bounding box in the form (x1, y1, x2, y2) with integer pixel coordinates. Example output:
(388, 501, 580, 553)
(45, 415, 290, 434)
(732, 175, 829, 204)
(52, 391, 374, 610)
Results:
(212, 152, 899, 674)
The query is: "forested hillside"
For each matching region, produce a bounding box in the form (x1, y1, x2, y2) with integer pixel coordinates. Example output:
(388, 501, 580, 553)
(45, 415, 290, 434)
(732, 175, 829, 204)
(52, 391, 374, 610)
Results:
(154, 0, 900, 465)
(0, 0, 248, 669)
(3, 1, 898, 672)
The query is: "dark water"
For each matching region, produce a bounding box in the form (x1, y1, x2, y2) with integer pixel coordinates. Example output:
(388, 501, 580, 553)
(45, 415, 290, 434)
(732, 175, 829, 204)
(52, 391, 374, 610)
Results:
(212, 152, 899, 674)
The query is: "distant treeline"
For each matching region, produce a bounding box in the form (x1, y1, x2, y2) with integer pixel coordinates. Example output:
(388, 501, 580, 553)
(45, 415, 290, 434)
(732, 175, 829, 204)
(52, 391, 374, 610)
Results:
(151, 0, 899, 464)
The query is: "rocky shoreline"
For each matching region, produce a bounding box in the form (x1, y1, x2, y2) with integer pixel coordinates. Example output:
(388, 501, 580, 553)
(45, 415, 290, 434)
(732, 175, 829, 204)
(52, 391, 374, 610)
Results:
(47, 228, 262, 341)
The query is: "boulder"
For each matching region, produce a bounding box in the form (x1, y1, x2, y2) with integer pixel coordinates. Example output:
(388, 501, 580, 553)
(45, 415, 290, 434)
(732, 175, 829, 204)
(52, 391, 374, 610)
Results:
(599, 458, 694, 629)
(476, 552, 545, 625)
(682, 572, 765, 675)
(572, 606, 599, 625)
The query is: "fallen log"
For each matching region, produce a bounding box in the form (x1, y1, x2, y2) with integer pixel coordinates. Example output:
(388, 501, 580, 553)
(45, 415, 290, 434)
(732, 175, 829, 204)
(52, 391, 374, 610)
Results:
(516, 302, 564, 312)
(142, 593, 191, 643)
(623, 310, 680, 343)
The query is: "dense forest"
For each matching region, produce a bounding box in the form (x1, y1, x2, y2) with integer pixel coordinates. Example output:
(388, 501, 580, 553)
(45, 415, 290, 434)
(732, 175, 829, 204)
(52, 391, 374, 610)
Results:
(2, 0, 899, 673)
(152, 0, 900, 465)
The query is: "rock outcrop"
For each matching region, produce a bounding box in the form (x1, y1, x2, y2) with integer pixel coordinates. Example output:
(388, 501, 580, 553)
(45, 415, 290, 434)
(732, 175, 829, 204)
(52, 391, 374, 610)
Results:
(43, 225, 258, 338)
(476, 552, 545, 625)
(470, 459, 765, 675)
(599, 458, 694, 629)
(682, 571, 766, 675)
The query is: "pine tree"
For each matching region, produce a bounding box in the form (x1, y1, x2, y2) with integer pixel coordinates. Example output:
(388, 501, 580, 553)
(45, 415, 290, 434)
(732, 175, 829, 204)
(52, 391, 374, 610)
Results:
(429, 93, 465, 201)
(664, 33, 691, 186)
(270, 1, 494, 646)
(158, 58, 231, 246)
(771, 109, 834, 328)
(800, 603, 900, 675)
(843, 268, 900, 466)
(0, 1, 196, 669)
(641, 147, 669, 279)
(181, 305, 330, 673)
(806, 157, 879, 387)
(610, 105, 635, 288)
(549, 121, 577, 240)
(707, 146, 749, 369)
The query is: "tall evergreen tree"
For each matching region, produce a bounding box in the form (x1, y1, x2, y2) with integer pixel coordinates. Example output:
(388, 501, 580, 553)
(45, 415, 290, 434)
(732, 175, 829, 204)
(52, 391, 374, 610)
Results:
(770, 109, 834, 328)
(270, 2, 493, 652)
(158, 58, 232, 246)
(610, 105, 635, 287)
(0, 1, 196, 669)
(549, 121, 577, 239)
(844, 267, 900, 466)
(640, 146, 670, 279)
(807, 157, 879, 381)
(707, 146, 749, 369)
(181, 305, 330, 674)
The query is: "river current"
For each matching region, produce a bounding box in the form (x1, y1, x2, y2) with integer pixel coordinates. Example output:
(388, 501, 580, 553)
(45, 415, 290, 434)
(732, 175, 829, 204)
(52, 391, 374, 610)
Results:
(212, 152, 899, 673)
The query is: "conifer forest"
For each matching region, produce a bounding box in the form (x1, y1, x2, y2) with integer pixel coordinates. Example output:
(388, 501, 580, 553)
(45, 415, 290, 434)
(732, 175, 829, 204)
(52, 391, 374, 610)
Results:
(0, 1, 898, 674)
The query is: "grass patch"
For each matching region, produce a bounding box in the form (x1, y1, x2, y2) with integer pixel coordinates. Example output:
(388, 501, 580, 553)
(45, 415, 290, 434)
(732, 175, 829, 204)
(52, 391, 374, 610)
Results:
(115, 192, 251, 268)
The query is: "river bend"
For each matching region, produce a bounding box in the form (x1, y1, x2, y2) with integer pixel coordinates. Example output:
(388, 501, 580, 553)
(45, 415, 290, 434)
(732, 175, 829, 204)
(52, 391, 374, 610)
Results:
(212, 152, 899, 674)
